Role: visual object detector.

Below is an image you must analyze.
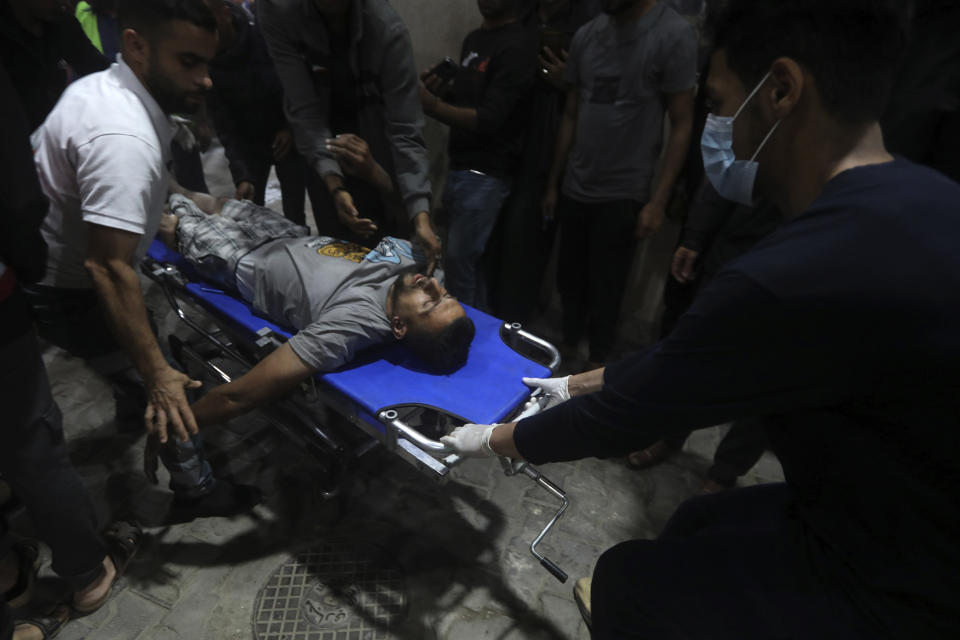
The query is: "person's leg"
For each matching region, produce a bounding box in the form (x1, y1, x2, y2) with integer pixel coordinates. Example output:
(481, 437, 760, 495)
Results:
(0, 330, 107, 591)
(556, 195, 591, 352)
(443, 171, 512, 308)
(591, 484, 878, 639)
(490, 175, 553, 322)
(274, 149, 308, 226)
(244, 151, 273, 208)
(170, 138, 208, 193)
(585, 200, 638, 364)
(706, 418, 769, 489)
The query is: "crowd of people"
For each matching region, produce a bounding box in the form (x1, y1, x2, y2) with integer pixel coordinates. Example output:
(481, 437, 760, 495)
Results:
(2, 0, 960, 638)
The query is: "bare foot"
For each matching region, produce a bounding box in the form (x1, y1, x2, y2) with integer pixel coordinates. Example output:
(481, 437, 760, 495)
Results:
(72, 556, 116, 612)
(13, 605, 70, 640)
(158, 212, 179, 248)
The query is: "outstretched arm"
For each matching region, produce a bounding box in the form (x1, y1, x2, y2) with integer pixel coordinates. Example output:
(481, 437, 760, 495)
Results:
(191, 342, 317, 427)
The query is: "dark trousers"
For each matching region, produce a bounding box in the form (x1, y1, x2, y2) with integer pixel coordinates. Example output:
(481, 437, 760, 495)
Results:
(591, 484, 878, 639)
(244, 146, 327, 228)
(0, 329, 107, 591)
(486, 173, 557, 324)
(664, 418, 768, 487)
(557, 195, 639, 363)
(22, 285, 214, 498)
(171, 139, 209, 194)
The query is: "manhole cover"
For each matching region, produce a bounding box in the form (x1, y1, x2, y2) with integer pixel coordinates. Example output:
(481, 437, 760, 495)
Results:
(253, 540, 407, 640)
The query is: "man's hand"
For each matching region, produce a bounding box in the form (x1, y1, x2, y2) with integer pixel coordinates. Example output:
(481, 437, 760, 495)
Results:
(671, 246, 699, 283)
(541, 187, 559, 230)
(440, 423, 498, 458)
(272, 129, 294, 162)
(538, 46, 569, 90)
(327, 134, 378, 182)
(413, 211, 442, 276)
(333, 189, 378, 238)
(143, 366, 203, 444)
(636, 201, 666, 239)
(523, 375, 571, 410)
(235, 181, 256, 201)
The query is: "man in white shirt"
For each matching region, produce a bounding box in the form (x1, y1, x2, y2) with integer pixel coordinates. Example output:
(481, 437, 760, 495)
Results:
(25, 0, 259, 521)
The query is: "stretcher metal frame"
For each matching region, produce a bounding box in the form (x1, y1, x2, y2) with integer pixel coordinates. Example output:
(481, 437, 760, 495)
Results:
(141, 246, 570, 583)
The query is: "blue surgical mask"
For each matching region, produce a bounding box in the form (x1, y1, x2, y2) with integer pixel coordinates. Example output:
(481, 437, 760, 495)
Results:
(701, 72, 780, 206)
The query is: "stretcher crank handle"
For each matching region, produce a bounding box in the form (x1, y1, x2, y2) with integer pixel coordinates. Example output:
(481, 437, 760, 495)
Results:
(501, 458, 570, 583)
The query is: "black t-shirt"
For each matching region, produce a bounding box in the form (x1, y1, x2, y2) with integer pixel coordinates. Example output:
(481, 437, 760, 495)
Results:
(446, 22, 537, 177)
(0, 66, 48, 346)
(516, 158, 960, 637)
(0, 3, 109, 131)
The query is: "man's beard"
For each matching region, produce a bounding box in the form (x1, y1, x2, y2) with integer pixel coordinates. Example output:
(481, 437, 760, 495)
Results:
(144, 59, 202, 115)
(389, 264, 429, 309)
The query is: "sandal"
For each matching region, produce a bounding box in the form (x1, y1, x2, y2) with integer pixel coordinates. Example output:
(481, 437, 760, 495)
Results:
(14, 604, 71, 640)
(72, 520, 142, 615)
(4, 539, 39, 609)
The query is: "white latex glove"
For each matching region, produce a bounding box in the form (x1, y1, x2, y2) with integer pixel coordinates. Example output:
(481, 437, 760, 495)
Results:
(523, 376, 571, 409)
(440, 423, 497, 458)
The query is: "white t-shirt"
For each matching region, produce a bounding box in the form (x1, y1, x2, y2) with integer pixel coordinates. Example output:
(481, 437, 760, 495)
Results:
(33, 56, 173, 288)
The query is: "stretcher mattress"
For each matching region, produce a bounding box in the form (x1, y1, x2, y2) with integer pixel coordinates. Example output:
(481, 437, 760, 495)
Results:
(147, 240, 550, 425)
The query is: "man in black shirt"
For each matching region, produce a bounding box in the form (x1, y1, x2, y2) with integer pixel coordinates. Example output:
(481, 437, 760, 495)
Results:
(203, 0, 325, 225)
(420, 0, 537, 308)
(487, 0, 600, 322)
(0, 0, 109, 130)
(441, 1, 960, 637)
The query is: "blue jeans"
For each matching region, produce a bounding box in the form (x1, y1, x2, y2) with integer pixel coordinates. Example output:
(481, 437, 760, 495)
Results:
(442, 170, 512, 308)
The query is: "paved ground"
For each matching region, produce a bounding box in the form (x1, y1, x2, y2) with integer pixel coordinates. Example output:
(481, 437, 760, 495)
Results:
(9, 144, 784, 639)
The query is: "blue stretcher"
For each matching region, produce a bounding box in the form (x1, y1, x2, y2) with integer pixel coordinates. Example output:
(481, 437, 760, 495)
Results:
(142, 239, 570, 582)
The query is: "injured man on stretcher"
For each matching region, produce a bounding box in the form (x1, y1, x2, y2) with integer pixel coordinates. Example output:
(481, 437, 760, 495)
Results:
(156, 192, 475, 427)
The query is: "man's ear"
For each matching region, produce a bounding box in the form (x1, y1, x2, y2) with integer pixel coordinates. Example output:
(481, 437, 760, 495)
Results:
(122, 28, 151, 72)
(391, 315, 407, 340)
(768, 57, 804, 120)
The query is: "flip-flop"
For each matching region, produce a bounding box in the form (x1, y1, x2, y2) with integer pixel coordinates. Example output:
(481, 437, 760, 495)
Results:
(72, 520, 142, 615)
(14, 604, 71, 639)
(4, 539, 39, 609)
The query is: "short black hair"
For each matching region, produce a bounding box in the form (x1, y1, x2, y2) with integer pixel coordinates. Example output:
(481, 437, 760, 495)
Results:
(406, 316, 476, 374)
(706, 0, 911, 124)
(116, 0, 217, 38)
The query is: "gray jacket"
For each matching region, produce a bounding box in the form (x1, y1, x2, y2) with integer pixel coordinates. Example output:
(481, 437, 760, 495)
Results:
(258, 0, 431, 220)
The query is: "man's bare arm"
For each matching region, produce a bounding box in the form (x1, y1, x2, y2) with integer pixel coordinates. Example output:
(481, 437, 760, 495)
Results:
(541, 88, 579, 224)
(191, 342, 317, 427)
(85, 223, 201, 443)
(636, 89, 695, 238)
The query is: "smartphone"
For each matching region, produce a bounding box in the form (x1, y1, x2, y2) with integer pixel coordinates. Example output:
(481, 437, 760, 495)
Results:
(431, 56, 460, 84)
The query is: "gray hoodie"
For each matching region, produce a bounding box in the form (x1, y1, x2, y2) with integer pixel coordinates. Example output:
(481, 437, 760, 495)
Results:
(258, 0, 432, 220)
